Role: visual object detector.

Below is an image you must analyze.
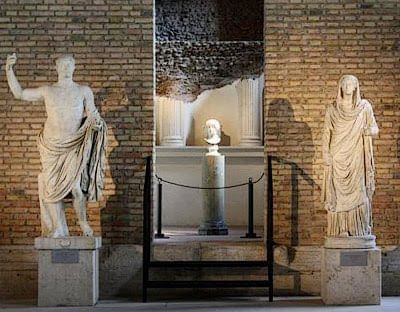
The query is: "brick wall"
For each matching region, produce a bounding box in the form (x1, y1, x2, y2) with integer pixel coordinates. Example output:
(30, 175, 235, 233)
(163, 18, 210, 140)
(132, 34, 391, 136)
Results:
(0, 0, 153, 245)
(265, 0, 400, 246)
(0, 0, 153, 299)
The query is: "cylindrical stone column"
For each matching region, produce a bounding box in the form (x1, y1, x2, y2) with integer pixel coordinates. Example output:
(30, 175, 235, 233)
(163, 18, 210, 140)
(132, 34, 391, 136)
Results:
(235, 75, 264, 146)
(157, 96, 185, 146)
(198, 154, 228, 235)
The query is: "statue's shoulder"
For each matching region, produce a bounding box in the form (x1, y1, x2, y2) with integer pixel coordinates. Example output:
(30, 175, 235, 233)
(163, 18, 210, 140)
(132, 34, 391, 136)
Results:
(35, 85, 51, 96)
(77, 84, 93, 95)
(360, 99, 374, 112)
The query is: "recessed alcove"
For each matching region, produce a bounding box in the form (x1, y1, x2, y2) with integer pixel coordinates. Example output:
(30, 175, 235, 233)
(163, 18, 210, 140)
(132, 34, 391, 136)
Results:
(155, 146, 264, 230)
(155, 0, 264, 239)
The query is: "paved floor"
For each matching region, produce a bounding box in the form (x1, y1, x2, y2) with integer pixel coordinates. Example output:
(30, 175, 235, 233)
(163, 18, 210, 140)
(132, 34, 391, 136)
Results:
(1, 297, 400, 312)
(155, 226, 264, 243)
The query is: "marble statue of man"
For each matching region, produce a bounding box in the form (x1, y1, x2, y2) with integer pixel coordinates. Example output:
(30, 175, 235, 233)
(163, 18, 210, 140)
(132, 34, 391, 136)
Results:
(322, 75, 378, 237)
(6, 53, 107, 238)
(203, 119, 221, 155)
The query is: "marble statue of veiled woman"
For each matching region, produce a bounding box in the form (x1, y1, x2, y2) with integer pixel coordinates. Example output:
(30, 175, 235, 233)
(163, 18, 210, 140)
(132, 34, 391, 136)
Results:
(322, 75, 379, 237)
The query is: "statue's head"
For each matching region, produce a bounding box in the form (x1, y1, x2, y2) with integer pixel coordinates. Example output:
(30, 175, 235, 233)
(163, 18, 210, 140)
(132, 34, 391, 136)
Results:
(204, 119, 221, 145)
(55, 55, 75, 79)
(337, 75, 361, 108)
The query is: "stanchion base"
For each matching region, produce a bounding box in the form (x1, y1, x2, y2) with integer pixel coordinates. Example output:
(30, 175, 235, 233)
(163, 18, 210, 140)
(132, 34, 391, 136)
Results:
(241, 233, 261, 239)
(154, 233, 169, 239)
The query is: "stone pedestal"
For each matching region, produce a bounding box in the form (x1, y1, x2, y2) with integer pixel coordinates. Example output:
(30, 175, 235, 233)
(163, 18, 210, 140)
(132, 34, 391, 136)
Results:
(321, 237, 381, 305)
(35, 236, 101, 307)
(199, 154, 228, 235)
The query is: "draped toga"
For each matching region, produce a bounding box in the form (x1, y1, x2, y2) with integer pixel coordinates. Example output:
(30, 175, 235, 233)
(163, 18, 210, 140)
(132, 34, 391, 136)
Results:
(37, 116, 107, 236)
(322, 99, 377, 237)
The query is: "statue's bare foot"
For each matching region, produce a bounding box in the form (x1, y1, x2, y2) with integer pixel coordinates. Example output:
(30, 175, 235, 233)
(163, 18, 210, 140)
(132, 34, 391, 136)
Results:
(79, 221, 93, 237)
(339, 231, 349, 237)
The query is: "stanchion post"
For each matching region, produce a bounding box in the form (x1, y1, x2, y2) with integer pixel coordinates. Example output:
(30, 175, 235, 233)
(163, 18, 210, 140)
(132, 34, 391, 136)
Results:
(142, 156, 152, 302)
(267, 155, 274, 302)
(242, 177, 260, 239)
(155, 180, 169, 239)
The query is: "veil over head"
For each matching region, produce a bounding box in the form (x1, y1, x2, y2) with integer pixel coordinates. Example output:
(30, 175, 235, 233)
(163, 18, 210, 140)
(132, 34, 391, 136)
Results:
(336, 75, 361, 109)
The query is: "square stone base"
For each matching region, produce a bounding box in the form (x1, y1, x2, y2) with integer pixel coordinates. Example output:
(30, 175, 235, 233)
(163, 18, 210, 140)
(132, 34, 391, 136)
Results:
(321, 247, 381, 305)
(35, 236, 101, 307)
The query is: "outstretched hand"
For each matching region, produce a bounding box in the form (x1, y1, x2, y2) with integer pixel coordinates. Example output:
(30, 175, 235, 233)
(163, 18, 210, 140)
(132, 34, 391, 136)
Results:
(6, 53, 17, 70)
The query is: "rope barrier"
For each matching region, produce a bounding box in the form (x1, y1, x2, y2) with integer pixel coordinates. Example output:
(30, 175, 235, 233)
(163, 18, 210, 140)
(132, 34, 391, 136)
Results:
(155, 172, 265, 190)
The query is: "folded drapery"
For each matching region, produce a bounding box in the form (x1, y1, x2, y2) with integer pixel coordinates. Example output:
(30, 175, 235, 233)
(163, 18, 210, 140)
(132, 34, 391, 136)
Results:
(38, 116, 107, 203)
(322, 98, 377, 236)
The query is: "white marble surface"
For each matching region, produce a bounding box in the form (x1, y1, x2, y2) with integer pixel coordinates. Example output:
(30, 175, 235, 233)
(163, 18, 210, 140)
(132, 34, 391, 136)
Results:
(322, 75, 378, 238)
(35, 237, 101, 307)
(199, 154, 228, 235)
(35, 236, 102, 250)
(324, 235, 376, 249)
(157, 96, 186, 146)
(321, 247, 381, 305)
(6, 53, 106, 238)
(235, 75, 263, 146)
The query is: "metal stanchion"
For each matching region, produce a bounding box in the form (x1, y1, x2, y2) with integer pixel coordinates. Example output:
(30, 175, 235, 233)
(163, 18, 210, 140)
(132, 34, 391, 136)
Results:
(267, 155, 274, 302)
(242, 177, 261, 239)
(144, 165, 272, 302)
(142, 156, 152, 302)
(155, 181, 169, 239)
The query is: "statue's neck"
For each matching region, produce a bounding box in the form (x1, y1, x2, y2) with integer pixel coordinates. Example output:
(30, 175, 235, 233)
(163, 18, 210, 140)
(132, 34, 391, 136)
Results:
(341, 94, 353, 109)
(57, 77, 74, 87)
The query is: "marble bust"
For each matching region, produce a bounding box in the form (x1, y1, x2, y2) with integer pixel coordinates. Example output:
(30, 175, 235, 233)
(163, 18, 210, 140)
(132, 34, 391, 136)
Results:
(6, 53, 107, 238)
(203, 119, 221, 155)
(322, 75, 378, 238)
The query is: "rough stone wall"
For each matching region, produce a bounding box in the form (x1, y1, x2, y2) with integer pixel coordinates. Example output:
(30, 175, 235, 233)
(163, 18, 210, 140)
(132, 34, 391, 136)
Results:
(156, 41, 263, 102)
(264, 1, 400, 246)
(156, 0, 264, 101)
(156, 0, 263, 41)
(0, 0, 153, 299)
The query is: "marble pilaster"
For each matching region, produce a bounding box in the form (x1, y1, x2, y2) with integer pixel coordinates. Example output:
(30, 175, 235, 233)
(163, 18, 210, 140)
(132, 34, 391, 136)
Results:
(235, 75, 264, 146)
(157, 96, 185, 146)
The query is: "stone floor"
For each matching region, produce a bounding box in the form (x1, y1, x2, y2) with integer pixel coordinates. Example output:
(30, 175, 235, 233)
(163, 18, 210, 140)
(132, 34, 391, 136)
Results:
(2, 297, 400, 311)
(156, 226, 264, 243)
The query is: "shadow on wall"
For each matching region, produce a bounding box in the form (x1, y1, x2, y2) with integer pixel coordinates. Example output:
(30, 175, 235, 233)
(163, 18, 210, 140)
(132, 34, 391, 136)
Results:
(95, 88, 144, 298)
(97, 87, 147, 244)
(266, 99, 320, 246)
(382, 247, 400, 295)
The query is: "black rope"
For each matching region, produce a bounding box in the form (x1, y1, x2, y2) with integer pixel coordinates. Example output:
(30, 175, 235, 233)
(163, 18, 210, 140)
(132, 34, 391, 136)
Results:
(155, 173, 265, 190)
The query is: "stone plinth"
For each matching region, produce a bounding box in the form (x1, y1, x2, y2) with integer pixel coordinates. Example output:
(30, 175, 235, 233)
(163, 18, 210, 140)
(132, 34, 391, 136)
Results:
(324, 235, 376, 249)
(35, 236, 101, 307)
(321, 243, 381, 305)
(199, 154, 228, 235)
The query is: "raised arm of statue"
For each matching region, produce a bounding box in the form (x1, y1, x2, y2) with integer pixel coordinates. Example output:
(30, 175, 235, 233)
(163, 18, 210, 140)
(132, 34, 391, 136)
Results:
(6, 53, 44, 102)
